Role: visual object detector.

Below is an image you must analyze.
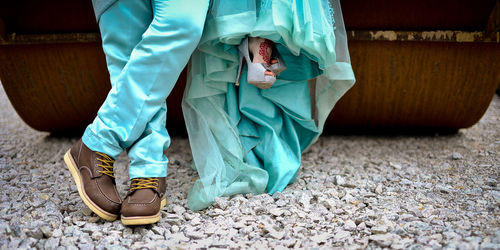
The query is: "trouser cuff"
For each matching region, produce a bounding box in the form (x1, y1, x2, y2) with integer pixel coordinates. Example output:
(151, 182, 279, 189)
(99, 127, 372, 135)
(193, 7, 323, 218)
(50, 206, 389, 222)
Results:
(82, 126, 123, 159)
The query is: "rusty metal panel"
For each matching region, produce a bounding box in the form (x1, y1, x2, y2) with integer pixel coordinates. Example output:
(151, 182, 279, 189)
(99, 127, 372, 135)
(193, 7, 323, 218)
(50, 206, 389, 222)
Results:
(0, 43, 110, 132)
(0, 41, 187, 133)
(1, 35, 499, 132)
(329, 40, 500, 130)
(1, 0, 499, 133)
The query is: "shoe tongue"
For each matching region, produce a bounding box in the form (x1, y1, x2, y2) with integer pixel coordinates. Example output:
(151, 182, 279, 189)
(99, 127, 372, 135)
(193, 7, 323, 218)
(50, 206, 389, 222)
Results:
(129, 188, 156, 203)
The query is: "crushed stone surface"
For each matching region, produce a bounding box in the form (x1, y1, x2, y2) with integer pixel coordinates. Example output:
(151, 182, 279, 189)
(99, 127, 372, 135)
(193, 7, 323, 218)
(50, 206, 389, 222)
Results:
(0, 84, 499, 249)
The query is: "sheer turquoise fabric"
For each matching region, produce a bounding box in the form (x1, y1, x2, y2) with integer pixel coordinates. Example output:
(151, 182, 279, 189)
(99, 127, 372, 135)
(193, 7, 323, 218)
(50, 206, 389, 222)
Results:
(183, 0, 355, 210)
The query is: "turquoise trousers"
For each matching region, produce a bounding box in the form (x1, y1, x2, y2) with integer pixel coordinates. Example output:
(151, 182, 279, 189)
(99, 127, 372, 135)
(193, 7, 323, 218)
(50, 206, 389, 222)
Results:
(82, 0, 209, 179)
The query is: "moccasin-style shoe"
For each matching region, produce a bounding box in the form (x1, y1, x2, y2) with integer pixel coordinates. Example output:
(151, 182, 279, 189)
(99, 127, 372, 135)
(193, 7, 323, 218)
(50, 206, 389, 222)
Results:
(121, 177, 167, 226)
(63, 139, 122, 221)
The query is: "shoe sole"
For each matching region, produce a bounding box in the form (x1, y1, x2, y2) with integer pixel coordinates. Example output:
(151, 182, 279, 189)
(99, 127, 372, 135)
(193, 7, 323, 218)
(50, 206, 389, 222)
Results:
(120, 198, 167, 226)
(64, 150, 118, 221)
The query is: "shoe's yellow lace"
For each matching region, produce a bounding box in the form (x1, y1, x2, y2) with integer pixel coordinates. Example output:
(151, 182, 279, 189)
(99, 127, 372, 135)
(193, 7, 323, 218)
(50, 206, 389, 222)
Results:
(96, 152, 115, 178)
(131, 178, 159, 191)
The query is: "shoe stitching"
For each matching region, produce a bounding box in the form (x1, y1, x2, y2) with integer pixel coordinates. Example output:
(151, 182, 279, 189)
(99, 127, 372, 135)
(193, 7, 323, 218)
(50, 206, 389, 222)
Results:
(126, 193, 158, 205)
(94, 179, 121, 205)
(76, 141, 83, 163)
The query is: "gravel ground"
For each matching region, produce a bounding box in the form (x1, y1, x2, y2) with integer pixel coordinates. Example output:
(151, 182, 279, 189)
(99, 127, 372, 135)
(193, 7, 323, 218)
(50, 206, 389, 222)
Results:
(0, 82, 499, 249)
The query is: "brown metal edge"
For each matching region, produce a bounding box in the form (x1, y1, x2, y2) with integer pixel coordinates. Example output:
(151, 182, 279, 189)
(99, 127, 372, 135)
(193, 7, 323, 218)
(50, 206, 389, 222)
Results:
(0, 17, 5, 43)
(347, 30, 500, 43)
(485, 0, 500, 37)
(0, 32, 100, 45)
(1, 30, 500, 45)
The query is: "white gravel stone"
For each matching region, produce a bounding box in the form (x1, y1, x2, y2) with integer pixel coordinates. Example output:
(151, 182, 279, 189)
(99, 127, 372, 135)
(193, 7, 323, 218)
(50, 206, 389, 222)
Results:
(185, 229, 205, 239)
(374, 184, 383, 194)
(214, 197, 229, 210)
(333, 230, 350, 242)
(172, 205, 186, 214)
(391, 238, 414, 249)
(357, 222, 367, 231)
(311, 233, 331, 243)
(268, 230, 285, 240)
(371, 225, 388, 234)
(452, 152, 464, 160)
(269, 207, 284, 217)
(369, 233, 399, 247)
(344, 220, 357, 231)
(0, 85, 499, 248)
(334, 175, 346, 186)
(481, 242, 500, 250)
(81, 207, 93, 216)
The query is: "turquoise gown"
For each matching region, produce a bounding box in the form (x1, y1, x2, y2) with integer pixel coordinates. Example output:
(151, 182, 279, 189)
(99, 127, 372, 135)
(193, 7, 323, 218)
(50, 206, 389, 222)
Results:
(183, 0, 355, 210)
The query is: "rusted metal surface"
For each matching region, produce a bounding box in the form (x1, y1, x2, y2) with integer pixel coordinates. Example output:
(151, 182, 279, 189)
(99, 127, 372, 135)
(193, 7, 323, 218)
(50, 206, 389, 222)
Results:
(0, 43, 110, 132)
(1, 38, 499, 132)
(329, 40, 500, 130)
(0, 42, 186, 133)
(0, 0, 499, 132)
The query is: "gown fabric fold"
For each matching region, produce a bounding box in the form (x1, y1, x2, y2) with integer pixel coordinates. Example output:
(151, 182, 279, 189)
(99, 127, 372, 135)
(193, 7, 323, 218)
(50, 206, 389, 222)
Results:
(182, 0, 355, 211)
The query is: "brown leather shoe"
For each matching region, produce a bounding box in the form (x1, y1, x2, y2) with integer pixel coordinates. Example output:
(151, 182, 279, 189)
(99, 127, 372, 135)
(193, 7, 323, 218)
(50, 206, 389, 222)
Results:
(121, 177, 166, 225)
(63, 139, 121, 221)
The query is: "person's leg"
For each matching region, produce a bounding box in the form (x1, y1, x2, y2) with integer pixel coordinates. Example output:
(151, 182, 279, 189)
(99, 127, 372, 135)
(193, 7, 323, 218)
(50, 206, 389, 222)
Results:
(96, 0, 170, 186)
(97, 0, 170, 180)
(113, 0, 209, 225)
(126, 102, 169, 178)
(82, 0, 209, 169)
(64, 0, 153, 221)
(99, 0, 153, 87)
